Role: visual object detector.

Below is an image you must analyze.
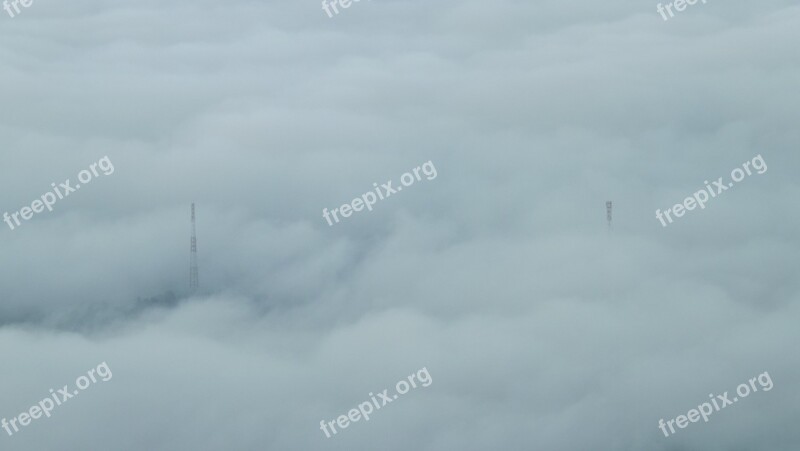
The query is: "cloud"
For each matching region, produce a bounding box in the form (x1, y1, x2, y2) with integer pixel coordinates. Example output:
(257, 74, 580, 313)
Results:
(0, 0, 798, 449)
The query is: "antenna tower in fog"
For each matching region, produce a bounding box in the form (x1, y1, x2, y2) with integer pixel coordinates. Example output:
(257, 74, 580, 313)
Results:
(190, 203, 199, 292)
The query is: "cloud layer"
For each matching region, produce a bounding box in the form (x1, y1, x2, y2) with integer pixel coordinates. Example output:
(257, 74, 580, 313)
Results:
(0, 0, 798, 449)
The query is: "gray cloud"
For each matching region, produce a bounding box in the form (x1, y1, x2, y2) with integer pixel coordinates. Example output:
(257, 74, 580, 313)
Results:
(0, 0, 798, 449)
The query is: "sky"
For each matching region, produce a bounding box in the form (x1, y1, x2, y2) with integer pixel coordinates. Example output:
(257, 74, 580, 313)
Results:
(0, 0, 799, 450)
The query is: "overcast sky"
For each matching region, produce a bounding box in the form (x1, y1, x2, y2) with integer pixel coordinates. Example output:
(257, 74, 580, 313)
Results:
(1, 0, 799, 450)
